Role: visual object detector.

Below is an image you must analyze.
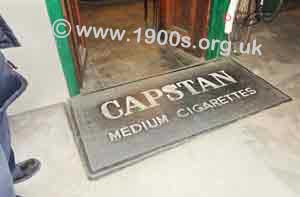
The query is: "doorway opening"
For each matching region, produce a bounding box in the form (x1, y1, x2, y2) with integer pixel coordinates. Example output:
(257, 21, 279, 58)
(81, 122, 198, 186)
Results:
(63, 0, 212, 94)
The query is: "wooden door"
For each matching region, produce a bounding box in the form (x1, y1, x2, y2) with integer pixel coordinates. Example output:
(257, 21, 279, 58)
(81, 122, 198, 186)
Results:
(61, 0, 87, 86)
(145, 0, 160, 30)
(150, 0, 211, 57)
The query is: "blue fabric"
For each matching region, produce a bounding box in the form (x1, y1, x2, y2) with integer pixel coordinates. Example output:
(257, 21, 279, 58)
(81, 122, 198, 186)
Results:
(0, 146, 16, 197)
(0, 17, 22, 197)
(0, 15, 20, 49)
(0, 52, 27, 175)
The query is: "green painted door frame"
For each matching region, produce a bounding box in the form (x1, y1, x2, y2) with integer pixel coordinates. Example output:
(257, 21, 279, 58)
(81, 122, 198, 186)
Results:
(45, 0, 80, 96)
(206, 0, 230, 60)
(45, 0, 228, 96)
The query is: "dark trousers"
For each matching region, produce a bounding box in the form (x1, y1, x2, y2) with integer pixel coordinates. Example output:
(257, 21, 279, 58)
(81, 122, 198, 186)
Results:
(0, 51, 26, 176)
(0, 111, 17, 175)
(9, 149, 16, 174)
(0, 146, 16, 197)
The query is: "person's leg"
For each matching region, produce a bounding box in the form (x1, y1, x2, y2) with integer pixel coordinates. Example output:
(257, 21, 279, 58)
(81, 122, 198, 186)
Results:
(0, 56, 41, 184)
(0, 147, 16, 197)
(5, 120, 41, 184)
(0, 112, 14, 171)
(8, 148, 16, 173)
(0, 108, 40, 184)
(10, 147, 41, 184)
(0, 111, 19, 176)
(9, 148, 24, 180)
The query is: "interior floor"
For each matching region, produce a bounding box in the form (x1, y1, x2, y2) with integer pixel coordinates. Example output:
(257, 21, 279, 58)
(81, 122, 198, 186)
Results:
(79, 1, 202, 93)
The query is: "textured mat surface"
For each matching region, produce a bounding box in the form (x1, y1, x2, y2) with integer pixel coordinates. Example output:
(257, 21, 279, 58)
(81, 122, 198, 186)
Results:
(69, 58, 291, 179)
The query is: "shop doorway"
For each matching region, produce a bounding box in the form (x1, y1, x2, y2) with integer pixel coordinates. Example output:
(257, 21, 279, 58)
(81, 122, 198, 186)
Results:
(62, 0, 211, 93)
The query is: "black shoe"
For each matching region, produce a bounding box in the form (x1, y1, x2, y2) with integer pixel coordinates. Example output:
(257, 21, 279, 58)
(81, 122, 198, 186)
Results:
(13, 158, 41, 184)
(16, 195, 23, 197)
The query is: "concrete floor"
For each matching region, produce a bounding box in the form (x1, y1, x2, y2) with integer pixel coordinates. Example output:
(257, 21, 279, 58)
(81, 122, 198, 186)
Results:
(8, 6, 300, 197)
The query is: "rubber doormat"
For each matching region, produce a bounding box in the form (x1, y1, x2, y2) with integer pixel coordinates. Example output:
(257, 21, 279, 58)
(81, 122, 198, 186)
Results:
(69, 58, 291, 179)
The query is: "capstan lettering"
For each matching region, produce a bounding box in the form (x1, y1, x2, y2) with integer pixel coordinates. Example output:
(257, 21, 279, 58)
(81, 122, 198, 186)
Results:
(100, 70, 238, 119)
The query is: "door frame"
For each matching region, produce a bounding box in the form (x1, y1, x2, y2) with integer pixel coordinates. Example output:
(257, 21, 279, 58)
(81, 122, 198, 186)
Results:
(206, 0, 230, 60)
(61, 0, 87, 86)
(45, 0, 229, 97)
(45, 0, 80, 96)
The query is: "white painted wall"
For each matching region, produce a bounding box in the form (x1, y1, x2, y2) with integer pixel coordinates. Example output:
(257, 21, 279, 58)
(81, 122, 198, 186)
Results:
(2, 1, 69, 115)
